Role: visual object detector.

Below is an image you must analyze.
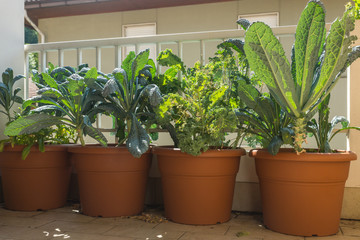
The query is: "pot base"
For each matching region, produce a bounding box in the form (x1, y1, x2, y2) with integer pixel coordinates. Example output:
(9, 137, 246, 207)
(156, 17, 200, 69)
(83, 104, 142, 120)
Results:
(251, 149, 357, 236)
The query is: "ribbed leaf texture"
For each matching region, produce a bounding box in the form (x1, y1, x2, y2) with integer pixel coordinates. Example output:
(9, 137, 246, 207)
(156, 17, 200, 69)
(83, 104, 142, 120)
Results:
(294, 0, 325, 107)
(244, 22, 299, 116)
(4, 114, 64, 136)
(83, 125, 107, 146)
(126, 114, 150, 158)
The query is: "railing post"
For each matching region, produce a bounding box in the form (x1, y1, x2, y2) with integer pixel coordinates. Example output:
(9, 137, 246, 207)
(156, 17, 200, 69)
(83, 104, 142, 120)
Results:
(40, 50, 47, 72)
(96, 47, 101, 71)
(58, 49, 64, 67)
(115, 45, 121, 68)
(76, 48, 82, 67)
(24, 51, 30, 99)
(200, 40, 205, 66)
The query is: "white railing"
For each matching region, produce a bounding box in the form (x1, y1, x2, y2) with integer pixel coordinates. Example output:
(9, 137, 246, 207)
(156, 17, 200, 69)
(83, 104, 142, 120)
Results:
(23, 25, 299, 130)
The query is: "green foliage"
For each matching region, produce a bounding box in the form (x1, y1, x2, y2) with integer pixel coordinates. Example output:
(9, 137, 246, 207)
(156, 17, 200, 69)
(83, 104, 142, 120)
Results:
(0, 68, 24, 122)
(25, 27, 38, 44)
(99, 49, 162, 158)
(0, 123, 76, 160)
(5, 65, 107, 147)
(156, 51, 241, 156)
(307, 94, 360, 152)
(236, 80, 293, 155)
(150, 49, 185, 94)
(242, 0, 360, 153)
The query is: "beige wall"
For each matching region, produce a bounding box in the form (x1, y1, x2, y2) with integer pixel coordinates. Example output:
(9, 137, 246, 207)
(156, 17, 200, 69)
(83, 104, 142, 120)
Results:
(37, 0, 360, 217)
(0, 0, 24, 139)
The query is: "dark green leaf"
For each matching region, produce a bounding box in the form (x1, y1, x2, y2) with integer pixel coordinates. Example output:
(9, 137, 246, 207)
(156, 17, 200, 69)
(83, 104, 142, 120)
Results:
(4, 114, 65, 136)
(126, 114, 150, 158)
(83, 125, 107, 146)
(268, 136, 283, 155)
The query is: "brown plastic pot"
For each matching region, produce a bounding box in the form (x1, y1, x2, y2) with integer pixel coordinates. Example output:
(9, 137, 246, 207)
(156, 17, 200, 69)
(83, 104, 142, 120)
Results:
(0, 145, 70, 211)
(69, 145, 151, 217)
(250, 148, 357, 237)
(154, 146, 245, 225)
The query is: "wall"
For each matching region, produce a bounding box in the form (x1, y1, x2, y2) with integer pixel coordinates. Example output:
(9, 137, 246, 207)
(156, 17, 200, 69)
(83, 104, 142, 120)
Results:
(0, 0, 24, 137)
(0, 0, 25, 201)
(36, 0, 360, 218)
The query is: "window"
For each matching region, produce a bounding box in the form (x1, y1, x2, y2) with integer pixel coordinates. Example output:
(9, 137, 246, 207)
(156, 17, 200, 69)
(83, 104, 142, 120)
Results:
(122, 23, 156, 60)
(238, 12, 279, 28)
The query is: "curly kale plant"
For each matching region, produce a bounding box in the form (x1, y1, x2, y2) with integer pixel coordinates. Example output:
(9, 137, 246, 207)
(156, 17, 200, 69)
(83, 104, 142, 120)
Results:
(157, 50, 240, 156)
(5, 65, 107, 147)
(98, 49, 162, 158)
(239, 0, 360, 153)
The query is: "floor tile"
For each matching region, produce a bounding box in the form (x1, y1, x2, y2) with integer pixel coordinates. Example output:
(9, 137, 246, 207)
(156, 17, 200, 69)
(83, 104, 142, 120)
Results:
(33, 211, 95, 223)
(0, 207, 43, 218)
(0, 215, 53, 228)
(62, 232, 134, 240)
(341, 226, 360, 237)
(305, 236, 360, 240)
(38, 220, 115, 235)
(179, 232, 250, 240)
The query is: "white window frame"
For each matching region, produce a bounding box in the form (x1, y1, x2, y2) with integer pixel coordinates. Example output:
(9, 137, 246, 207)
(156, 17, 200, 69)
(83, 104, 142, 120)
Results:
(122, 22, 157, 60)
(238, 12, 279, 28)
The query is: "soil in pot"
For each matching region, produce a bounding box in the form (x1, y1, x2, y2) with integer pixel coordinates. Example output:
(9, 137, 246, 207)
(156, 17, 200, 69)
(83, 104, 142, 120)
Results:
(154, 146, 245, 225)
(250, 148, 357, 237)
(0, 145, 71, 211)
(69, 145, 151, 217)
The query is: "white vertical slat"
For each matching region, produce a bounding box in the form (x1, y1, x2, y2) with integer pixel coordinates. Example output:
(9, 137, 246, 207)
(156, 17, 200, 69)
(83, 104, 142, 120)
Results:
(76, 48, 82, 67)
(96, 47, 101, 71)
(58, 49, 64, 67)
(95, 47, 102, 128)
(200, 40, 205, 66)
(156, 42, 161, 74)
(135, 44, 139, 54)
(41, 50, 47, 72)
(178, 41, 183, 80)
(115, 45, 122, 68)
(24, 52, 30, 100)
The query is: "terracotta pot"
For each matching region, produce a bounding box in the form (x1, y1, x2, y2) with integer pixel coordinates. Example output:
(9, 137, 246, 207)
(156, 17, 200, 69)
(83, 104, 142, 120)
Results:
(154, 146, 245, 225)
(0, 145, 70, 211)
(250, 148, 357, 237)
(69, 145, 151, 217)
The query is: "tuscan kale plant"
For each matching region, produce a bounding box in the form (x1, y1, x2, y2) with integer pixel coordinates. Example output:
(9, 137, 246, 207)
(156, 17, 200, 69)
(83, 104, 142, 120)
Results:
(97, 49, 162, 158)
(239, 0, 360, 153)
(5, 65, 107, 147)
(0, 68, 76, 159)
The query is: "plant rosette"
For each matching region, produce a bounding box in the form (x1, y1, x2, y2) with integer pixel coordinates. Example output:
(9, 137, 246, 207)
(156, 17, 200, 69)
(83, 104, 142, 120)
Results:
(234, 0, 360, 236)
(249, 148, 356, 236)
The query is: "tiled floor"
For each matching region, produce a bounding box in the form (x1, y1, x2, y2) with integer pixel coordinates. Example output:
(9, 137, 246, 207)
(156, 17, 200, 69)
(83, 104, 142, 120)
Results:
(1, 204, 360, 240)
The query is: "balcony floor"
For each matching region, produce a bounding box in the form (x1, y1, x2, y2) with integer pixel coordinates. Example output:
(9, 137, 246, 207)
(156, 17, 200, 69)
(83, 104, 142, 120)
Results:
(1, 204, 360, 240)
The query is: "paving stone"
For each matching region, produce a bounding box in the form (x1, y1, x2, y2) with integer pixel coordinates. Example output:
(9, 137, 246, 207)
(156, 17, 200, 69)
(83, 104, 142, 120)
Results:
(38, 220, 114, 235)
(341, 226, 360, 237)
(33, 211, 95, 223)
(0, 215, 53, 228)
(0, 207, 43, 218)
(1, 206, 360, 240)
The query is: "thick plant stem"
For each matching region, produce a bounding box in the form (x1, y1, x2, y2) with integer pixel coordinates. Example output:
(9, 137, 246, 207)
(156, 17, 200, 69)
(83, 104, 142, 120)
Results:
(293, 117, 307, 154)
(77, 129, 85, 146)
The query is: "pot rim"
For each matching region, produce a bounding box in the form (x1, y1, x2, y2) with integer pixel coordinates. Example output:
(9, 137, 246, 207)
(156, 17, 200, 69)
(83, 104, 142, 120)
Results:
(67, 144, 151, 154)
(2, 144, 68, 152)
(249, 148, 357, 162)
(152, 145, 246, 158)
